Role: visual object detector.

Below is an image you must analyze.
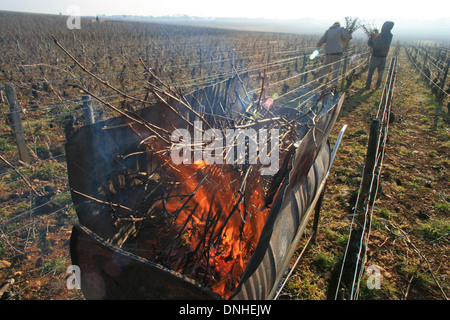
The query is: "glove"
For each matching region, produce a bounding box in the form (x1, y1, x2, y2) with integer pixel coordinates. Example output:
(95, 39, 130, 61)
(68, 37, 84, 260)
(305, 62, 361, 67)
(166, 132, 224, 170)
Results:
(309, 49, 320, 60)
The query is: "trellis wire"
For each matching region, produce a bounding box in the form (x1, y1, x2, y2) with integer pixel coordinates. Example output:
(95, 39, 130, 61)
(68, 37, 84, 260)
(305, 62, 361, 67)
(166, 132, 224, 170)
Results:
(0, 34, 369, 299)
(405, 45, 449, 99)
(334, 48, 399, 300)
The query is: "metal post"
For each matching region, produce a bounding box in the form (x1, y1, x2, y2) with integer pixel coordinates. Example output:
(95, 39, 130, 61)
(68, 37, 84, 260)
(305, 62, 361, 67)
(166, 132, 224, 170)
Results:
(5, 84, 30, 164)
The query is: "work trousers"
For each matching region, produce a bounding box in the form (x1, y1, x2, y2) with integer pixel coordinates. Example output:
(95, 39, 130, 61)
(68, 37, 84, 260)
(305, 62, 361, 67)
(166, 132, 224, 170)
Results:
(366, 56, 387, 89)
(318, 53, 342, 89)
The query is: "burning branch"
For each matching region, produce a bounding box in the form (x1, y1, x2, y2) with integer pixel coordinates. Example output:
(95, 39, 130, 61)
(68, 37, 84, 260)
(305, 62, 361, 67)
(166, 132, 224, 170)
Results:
(62, 33, 341, 298)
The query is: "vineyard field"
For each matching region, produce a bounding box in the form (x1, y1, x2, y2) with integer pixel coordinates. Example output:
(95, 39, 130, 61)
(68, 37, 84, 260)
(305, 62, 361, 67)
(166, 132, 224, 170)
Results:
(0, 11, 448, 301)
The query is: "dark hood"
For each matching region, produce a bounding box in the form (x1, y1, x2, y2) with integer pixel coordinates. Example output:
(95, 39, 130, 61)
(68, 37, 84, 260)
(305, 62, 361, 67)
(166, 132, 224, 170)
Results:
(381, 21, 394, 33)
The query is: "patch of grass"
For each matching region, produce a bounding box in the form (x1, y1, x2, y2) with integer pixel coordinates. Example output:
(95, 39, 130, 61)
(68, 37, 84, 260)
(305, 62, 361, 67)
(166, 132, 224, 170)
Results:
(375, 207, 394, 220)
(397, 145, 413, 156)
(52, 190, 72, 206)
(437, 128, 450, 142)
(322, 227, 349, 247)
(39, 228, 53, 249)
(0, 137, 17, 152)
(358, 271, 401, 300)
(334, 165, 355, 184)
(416, 220, 450, 243)
(425, 103, 438, 111)
(0, 239, 7, 256)
(433, 201, 449, 214)
(414, 270, 436, 290)
(284, 268, 327, 300)
(391, 183, 406, 196)
(428, 149, 438, 158)
(0, 206, 8, 220)
(371, 215, 386, 231)
(35, 144, 51, 159)
(313, 249, 336, 273)
(31, 163, 62, 181)
(2, 167, 33, 187)
(41, 257, 67, 277)
(406, 176, 428, 190)
(420, 117, 431, 124)
(65, 206, 78, 225)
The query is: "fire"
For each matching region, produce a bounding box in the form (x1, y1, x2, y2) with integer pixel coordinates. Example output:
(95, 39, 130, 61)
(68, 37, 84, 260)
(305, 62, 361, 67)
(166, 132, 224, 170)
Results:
(152, 147, 269, 298)
(128, 116, 286, 298)
(193, 158, 206, 168)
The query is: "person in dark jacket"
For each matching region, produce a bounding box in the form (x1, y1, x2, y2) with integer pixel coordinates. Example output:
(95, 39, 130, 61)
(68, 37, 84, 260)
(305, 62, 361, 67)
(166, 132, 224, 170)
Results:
(365, 21, 394, 90)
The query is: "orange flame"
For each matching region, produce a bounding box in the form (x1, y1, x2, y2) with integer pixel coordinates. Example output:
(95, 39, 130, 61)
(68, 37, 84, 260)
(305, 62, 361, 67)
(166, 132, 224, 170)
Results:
(135, 132, 275, 299)
(158, 158, 269, 298)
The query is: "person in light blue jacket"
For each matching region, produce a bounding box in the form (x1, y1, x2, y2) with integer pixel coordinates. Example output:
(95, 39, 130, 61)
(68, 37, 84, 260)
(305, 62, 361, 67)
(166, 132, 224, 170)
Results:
(316, 22, 352, 90)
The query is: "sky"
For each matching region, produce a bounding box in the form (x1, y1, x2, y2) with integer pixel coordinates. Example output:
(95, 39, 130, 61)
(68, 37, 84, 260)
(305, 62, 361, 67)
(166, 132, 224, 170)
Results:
(0, 0, 449, 21)
(1, 0, 449, 40)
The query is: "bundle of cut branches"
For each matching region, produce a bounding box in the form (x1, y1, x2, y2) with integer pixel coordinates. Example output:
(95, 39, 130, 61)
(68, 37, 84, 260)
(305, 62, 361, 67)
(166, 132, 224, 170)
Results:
(344, 16, 360, 35)
(342, 16, 360, 50)
(359, 21, 379, 40)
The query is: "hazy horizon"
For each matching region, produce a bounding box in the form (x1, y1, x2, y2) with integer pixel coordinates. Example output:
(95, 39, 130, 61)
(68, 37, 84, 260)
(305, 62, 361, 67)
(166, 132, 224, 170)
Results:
(0, 0, 449, 43)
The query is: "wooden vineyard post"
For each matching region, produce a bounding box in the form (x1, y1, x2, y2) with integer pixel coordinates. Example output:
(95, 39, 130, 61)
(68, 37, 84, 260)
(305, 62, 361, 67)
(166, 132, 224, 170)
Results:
(442, 60, 449, 99)
(300, 54, 308, 84)
(356, 118, 380, 228)
(421, 51, 429, 83)
(82, 95, 95, 125)
(199, 48, 202, 78)
(4, 84, 30, 164)
(336, 118, 380, 300)
(340, 54, 348, 92)
(434, 60, 449, 131)
(231, 48, 236, 73)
